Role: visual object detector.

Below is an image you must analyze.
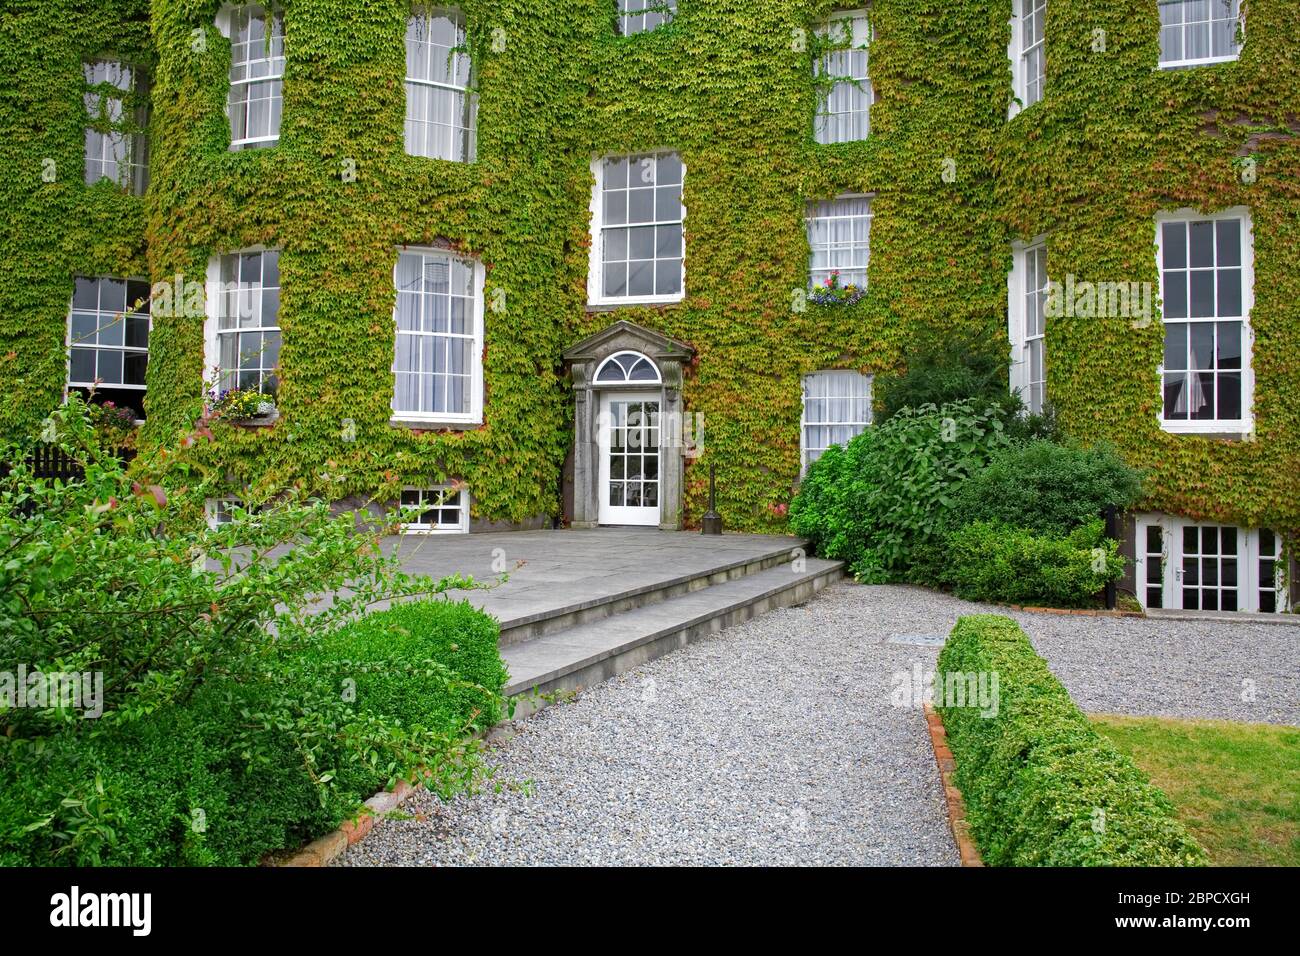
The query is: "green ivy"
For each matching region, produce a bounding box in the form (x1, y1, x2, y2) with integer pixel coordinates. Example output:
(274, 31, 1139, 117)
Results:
(1, 1, 1295, 533)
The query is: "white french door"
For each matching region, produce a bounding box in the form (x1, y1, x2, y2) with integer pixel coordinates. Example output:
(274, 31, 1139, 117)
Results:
(1136, 514, 1287, 613)
(597, 391, 661, 526)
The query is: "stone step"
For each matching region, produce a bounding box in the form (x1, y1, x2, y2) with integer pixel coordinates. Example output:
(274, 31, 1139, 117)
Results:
(496, 536, 808, 647)
(501, 557, 844, 710)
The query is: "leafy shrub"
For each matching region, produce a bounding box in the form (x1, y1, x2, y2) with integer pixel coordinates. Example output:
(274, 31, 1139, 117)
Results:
(308, 599, 509, 734)
(875, 335, 1020, 423)
(790, 400, 1012, 581)
(946, 440, 1143, 535)
(937, 615, 1207, 866)
(0, 396, 506, 865)
(0, 599, 505, 866)
(941, 519, 1123, 608)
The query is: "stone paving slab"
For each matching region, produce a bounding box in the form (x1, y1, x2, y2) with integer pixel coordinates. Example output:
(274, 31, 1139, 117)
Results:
(385, 528, 806, 627)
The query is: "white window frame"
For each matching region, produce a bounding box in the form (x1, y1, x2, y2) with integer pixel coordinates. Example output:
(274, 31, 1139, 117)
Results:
(1008, 237, 1048, 414)
(83, 59, 149, 195)
(594, 350, 662, 384)
(618, 0, 677, 36)
(218, 3, 285, 151)
(800, 370, 873, 474)
(1135, 513, 1289, 614)
(203, 247, 282, 396)
(587, 152, 686, 307)
(1008, 0, 1046, 119)
(398, 485, 471, 534)
(806, 194, 872, 292)
(205, 496, 265, 529)
(1155, 207, 1254, 436)
(404, 5, 477, 163)
(1158, 0, 1244, 70)
(813, 9, 873, 145)
(65, 276, 152, 415)
(389, 247, 485, 426)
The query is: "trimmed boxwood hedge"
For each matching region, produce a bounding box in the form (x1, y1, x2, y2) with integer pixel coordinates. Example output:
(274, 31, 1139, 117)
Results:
(0, 598, 506, 867)
(941, 519, 1122, 608)
(937, 615, 1206, 866)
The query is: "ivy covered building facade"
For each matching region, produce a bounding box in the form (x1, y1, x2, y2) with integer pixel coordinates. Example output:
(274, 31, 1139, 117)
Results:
(2, 0, 1297, 613)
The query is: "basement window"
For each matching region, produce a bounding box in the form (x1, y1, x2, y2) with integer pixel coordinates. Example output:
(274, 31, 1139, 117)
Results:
(399, 486, 470, 533)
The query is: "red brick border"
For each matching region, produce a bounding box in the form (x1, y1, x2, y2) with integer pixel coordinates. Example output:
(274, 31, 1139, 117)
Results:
(1003, 603, 1144, 618)
(923, 703, 984, 867)
(278, 778, 419, 867)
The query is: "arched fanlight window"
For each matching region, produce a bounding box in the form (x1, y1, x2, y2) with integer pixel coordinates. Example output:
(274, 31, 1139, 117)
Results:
(595, 350, 660, 384)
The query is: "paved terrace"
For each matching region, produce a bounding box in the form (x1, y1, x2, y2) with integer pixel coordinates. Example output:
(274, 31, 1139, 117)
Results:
(383, 528, 807, 630)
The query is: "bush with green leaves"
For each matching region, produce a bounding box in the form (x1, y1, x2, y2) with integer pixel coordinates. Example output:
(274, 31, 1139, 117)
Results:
(937, 615, 1206, 866)
(940, 519, 1123, 608)
(945, 441, 1144, 536)
(875, 335, 1018, 423)
(790, 400, 1012, 581)
(0, 598, 506, 866)
(0, 395, 506, 865)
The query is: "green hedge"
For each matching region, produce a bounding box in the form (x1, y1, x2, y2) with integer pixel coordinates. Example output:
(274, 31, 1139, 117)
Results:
(0, 598, 505, 867)
(941, 519, 1122, 608)
(309, 597, 509, 734)
(937, 615, 1206, 867)
(945, 441, 1144, 536)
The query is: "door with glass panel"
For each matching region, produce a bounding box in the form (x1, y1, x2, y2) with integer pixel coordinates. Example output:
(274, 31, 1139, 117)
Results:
(1137, 517, 1286, 613)
(597, 391, 660, 526)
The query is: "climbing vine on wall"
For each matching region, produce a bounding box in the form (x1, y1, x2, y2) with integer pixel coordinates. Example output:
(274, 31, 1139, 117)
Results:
(1, 1, 1295, 532)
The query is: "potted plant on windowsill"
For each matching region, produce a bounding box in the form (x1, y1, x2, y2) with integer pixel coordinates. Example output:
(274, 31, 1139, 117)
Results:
(87, 399, 140, 451)
(809, 270, 866, 307)
(210, 388, 278, 426)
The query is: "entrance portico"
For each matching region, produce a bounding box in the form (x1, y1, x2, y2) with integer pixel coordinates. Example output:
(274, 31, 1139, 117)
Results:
(563, 320, 694, 530)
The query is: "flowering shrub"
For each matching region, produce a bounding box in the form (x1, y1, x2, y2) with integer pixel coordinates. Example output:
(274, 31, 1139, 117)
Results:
(808, 271, 866, 306)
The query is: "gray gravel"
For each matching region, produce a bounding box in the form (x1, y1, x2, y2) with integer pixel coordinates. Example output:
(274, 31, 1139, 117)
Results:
(337, 581, 1297, 867)
(338, 583, 960, 867)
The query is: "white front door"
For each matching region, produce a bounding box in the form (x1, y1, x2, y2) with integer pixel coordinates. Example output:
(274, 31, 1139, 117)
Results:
(598, 390, 661, 526)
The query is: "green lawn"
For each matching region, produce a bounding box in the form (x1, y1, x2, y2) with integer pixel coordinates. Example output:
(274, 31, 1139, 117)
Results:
(1093, 714, 1300, 867)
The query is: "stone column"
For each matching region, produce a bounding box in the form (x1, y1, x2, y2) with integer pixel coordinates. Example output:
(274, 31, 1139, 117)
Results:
(659, 384, 684, 530)
(570, 378, 599, 528)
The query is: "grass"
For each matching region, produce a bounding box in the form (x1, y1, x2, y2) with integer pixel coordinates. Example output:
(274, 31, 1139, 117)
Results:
(1092, 714, 1300, 867)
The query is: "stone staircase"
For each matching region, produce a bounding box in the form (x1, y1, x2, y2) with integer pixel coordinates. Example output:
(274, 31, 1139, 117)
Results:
(494, 538, 843, 710)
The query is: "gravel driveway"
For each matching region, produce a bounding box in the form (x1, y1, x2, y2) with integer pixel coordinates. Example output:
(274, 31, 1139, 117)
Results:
(338, 583, 960, 867)
(338, 581, 1297, 867)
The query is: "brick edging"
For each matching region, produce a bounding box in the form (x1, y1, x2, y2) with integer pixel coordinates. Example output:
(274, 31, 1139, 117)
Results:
(278, 778, 419, 867)
(1003, 603, 1144, 618)
(923, 703, 985, 867)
